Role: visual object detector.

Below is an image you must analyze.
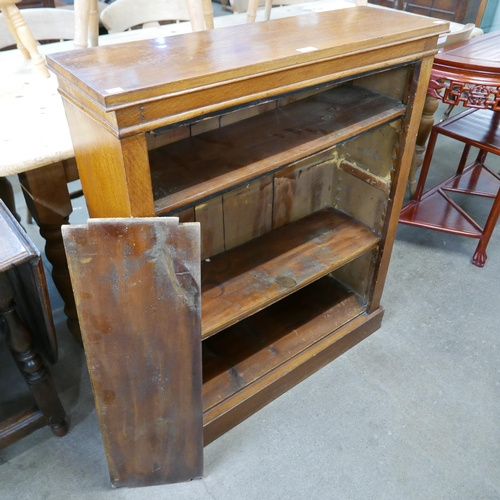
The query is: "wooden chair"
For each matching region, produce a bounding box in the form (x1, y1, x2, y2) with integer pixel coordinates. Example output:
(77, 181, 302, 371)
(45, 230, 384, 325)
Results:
(0, 0, 49, 76)
(99, 0, 213, 34)
(0, 6, 75, 49)
(400, 109, 500, 267)
(0, 199, 68, 448)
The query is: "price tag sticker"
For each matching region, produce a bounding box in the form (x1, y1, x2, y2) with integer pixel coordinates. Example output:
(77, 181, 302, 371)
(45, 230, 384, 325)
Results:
(105, 87, 125, 94)
(296, 46, 319, 53)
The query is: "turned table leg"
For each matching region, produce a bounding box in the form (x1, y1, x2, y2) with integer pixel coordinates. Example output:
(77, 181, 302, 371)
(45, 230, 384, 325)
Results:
(409, 93, 440, 197)
(18, 162, 81, 342)
(0, 273, 68, 438)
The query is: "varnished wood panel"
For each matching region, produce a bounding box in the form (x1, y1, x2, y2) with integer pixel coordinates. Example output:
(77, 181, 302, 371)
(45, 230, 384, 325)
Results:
(47, 8, 446, 109)
(150, 85, 405, 214)
(63, 218, 203, 487)
(62, 100, 155, 218)
(201, 208, 378, 339)
(223, 177, 273, 251)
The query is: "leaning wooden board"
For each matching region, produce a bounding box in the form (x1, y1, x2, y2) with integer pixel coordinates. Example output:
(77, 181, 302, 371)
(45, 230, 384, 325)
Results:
(50, 6, 448, 488)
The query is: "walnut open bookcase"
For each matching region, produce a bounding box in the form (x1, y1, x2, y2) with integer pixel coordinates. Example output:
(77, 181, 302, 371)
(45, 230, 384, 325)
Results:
(46, 6, 448, 488)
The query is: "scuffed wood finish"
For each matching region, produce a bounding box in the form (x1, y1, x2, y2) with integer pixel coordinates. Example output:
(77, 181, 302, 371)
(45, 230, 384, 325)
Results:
(204, 300, 384, 444)
(62, 218, 203, 487)
(201, 208, 379, 339)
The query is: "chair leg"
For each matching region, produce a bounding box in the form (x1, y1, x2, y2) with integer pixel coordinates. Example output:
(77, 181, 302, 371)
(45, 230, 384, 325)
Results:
(264, 0, 272, 20)
(247, 0, 259, 22)
(456, 144, 472, 175)
(472, 188, 500, 267)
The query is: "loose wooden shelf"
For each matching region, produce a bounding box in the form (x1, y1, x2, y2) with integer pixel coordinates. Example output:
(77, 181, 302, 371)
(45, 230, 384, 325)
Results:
(150, 85, 406, 214)
(200, 208, 378, 339)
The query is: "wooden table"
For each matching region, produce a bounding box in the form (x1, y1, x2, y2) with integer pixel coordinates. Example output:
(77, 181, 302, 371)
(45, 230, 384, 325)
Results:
(408, 30, 500, 193)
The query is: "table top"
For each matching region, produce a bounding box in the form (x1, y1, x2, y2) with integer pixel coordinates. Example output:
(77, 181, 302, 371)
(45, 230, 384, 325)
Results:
(429, 30, 500, 110)
(432, 30, 500, 83)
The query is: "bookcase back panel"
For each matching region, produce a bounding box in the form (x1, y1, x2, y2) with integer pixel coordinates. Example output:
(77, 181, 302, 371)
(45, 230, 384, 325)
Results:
(336, 121, 401, 180)
(353, 65, 413, 103)
(331, 249, 378, 301)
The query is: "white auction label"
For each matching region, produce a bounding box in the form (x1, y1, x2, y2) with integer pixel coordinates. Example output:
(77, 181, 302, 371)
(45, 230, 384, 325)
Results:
(105, 87, 125, 94)
(296, 46, 319, 53)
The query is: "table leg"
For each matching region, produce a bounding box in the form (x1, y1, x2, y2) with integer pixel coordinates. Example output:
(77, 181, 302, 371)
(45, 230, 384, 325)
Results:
(409, 93, 440, 197)
(18, 162, 81, 343)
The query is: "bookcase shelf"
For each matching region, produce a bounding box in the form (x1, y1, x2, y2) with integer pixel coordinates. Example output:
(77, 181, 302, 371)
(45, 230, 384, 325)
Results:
(201, 207, 378, 339)
(150, 85, 406, 215)
(202, 275, 367, 442)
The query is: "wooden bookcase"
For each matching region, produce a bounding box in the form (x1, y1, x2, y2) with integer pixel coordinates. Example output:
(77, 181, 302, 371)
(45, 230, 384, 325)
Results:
(47, 7, 447, 488)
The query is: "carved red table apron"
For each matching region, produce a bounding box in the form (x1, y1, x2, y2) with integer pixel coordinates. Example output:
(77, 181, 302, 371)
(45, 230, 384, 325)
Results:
(409, 31, 500, 194)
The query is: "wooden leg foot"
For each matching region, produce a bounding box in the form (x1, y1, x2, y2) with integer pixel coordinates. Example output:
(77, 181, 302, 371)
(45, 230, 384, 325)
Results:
(50, 419, 69, 437)
(472, 249, 487, 267)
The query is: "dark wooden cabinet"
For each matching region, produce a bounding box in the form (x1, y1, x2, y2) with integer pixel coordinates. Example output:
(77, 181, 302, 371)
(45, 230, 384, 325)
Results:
(47, 6, 448, 488)
(369, 0, 486, 23)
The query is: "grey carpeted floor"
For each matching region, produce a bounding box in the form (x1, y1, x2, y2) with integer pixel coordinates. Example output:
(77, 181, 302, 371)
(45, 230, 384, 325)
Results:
(1, 98, 499, 500)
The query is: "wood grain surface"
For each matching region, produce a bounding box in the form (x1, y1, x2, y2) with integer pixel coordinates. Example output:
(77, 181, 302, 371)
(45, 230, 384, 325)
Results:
(201, 207, 379, 338)
(63, 217, 203, 487)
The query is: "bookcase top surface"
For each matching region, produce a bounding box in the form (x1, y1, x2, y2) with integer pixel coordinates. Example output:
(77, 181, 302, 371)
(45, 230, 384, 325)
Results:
(47, 6, 447, 109)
